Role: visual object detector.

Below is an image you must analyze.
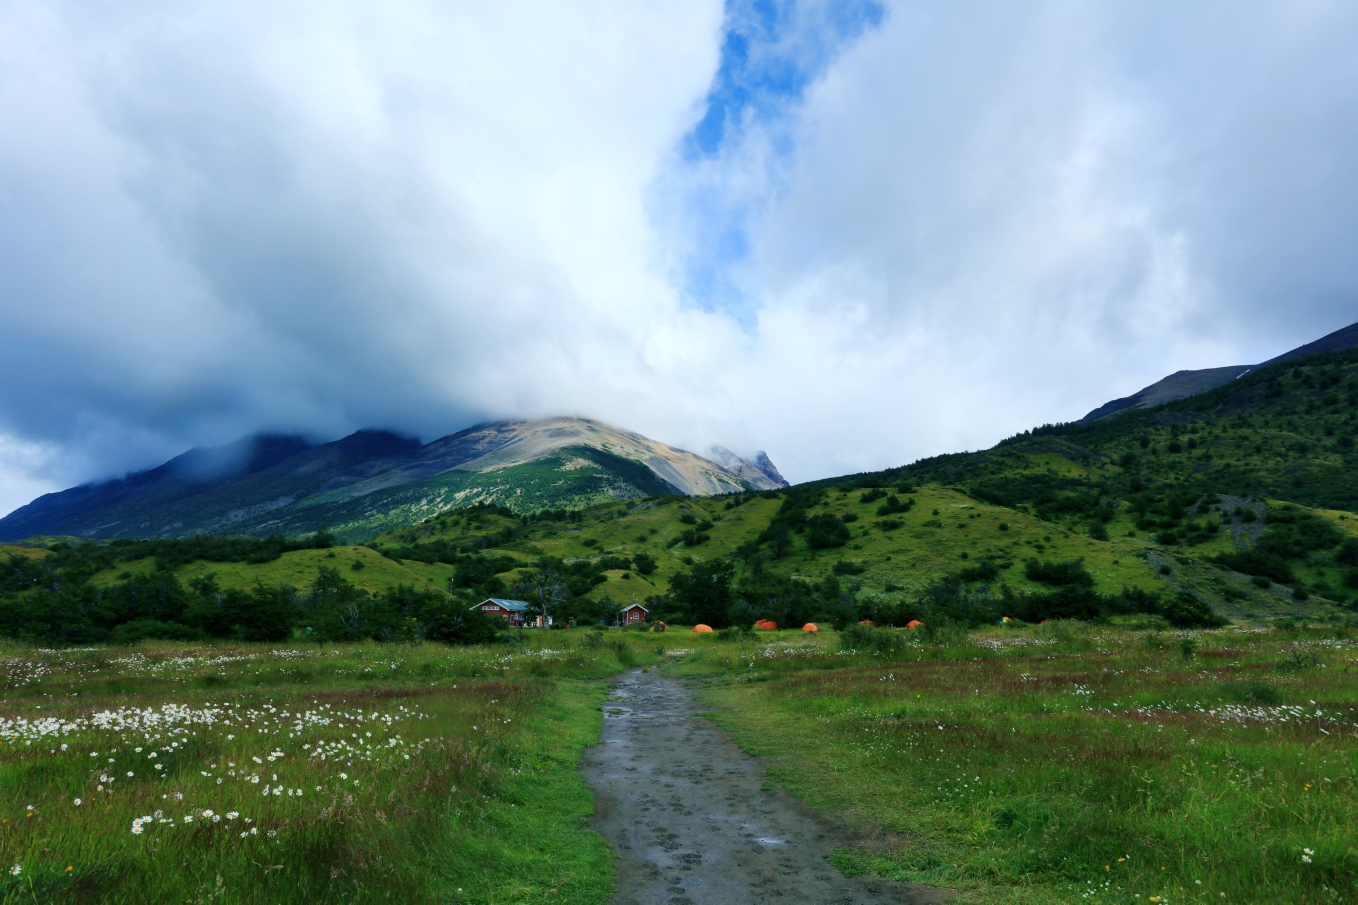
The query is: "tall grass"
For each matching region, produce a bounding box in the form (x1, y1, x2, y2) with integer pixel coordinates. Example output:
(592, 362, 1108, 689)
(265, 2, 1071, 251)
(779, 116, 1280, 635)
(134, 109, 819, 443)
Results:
(683, 623, 1358, 904)
(0, 635, 646, 903)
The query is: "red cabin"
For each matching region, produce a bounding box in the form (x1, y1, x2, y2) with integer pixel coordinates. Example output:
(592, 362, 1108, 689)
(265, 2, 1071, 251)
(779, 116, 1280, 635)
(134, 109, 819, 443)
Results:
(473, 598, 530, 627)
(619, 603, 648, 625)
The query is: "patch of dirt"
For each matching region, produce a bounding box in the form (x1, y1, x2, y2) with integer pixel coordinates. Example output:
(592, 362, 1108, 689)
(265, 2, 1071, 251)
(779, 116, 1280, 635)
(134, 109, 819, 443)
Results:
(581, 667, 951, 905)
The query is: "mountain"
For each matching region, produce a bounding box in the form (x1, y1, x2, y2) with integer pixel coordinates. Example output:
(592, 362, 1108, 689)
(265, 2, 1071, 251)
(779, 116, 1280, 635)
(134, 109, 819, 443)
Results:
(1250, 319, 1358, 369)
(851, 342, 1358, 516)
(0, 418, 785, 542)
(1077, 366, 1257, 423)
(1079, 318, 1358, 423)
(709, 445, 787, 488)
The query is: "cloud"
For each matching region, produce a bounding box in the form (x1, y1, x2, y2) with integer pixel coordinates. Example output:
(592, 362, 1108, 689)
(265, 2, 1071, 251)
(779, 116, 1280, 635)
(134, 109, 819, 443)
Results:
(665, 0, 1358, 480)
(2, 0, 1357, 517)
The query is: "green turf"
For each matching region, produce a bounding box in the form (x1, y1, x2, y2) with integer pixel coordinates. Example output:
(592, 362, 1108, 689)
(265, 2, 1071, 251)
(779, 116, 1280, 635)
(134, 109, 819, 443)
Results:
(674, 623, 1358, 904)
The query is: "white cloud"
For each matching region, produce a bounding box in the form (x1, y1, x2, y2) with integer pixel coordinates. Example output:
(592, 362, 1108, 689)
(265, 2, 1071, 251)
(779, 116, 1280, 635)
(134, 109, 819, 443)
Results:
(2, 0, 1358, 517)
(682, 0, 1358, 480)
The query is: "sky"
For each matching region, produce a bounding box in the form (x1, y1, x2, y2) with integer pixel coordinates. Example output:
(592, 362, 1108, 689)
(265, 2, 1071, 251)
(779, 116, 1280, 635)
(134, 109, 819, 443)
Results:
(2, 0, 1358, 517)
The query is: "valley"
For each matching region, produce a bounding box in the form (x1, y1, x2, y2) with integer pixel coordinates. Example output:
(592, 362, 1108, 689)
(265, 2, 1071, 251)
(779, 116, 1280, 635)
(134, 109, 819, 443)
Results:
(2, 332, 1358, 904)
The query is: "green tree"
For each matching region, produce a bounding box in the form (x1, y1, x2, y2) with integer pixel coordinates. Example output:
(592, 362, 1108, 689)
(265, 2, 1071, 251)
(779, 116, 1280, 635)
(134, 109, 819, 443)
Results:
(515, 563, 569, 628)
(665, 559, 736, 627)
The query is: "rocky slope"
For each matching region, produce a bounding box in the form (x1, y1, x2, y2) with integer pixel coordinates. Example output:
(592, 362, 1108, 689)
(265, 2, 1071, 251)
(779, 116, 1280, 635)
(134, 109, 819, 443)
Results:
(0, 418, 786, 541)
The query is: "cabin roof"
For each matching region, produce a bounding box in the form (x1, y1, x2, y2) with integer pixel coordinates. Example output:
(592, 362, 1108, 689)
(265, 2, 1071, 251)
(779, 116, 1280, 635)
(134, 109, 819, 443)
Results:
(472, 598, 530, 612)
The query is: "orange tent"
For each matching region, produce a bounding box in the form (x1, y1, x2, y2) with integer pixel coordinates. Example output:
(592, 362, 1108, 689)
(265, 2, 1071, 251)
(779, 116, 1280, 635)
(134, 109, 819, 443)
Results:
(692, 624, 714, 633)
(802, 623, 818, 632)
(650, 621, 668, 632)
(906, 620, 923, 629)
(857, 619, 874, 627)
(754, 619, 778, 630)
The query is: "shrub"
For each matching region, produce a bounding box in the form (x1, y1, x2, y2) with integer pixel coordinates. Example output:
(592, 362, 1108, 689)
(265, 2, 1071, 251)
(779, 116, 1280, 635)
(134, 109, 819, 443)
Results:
(876, 495, 913, 516)
(839, 623, 910, 656)
(1159, 592, 1227, 628)
(1024, 559, 1094, 587)
(806, 514, 850, 550)
(958, 561, 999, 583)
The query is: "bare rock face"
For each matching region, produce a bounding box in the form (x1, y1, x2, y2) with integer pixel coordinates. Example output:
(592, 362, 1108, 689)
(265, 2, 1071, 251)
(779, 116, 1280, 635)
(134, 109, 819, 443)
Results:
(751, 450, 788, 487)
(708, 445, 790, 489)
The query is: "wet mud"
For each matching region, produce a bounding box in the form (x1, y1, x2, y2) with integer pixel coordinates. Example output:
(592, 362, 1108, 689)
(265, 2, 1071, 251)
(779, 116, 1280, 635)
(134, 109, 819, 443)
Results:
(581, 667, 950, 905)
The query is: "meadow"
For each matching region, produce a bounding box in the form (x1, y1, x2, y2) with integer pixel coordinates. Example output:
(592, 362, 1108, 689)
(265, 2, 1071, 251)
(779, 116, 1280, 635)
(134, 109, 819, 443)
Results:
(0, 635, 651, 904)
(2, 621, 1353, 904)
(681, 621, 1358, 904)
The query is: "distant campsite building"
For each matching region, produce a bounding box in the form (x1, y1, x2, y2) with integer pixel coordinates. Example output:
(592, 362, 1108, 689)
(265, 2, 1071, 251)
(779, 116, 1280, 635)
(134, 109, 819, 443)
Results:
(619, 603, 648, 625)
(473, 598, 530, 627)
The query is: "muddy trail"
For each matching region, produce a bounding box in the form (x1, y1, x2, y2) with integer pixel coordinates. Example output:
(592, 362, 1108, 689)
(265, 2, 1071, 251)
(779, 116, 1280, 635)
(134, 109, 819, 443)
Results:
(581, 667, 949, 905)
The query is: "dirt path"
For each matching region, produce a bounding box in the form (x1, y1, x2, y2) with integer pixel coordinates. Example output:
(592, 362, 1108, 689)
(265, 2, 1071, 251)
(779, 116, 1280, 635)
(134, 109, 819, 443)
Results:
(581, 667, 949, 905)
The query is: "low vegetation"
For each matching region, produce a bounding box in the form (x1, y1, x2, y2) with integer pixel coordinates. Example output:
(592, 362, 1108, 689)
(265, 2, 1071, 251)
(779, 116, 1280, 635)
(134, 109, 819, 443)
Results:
(679, 621, 1358, 904)
(0, 635, 646, 903)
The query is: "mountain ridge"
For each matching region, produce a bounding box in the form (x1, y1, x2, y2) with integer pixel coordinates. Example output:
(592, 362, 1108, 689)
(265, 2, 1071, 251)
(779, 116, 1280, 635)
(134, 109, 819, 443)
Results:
(1078, 318, 1358, 423)
(0, 418, 786, 542)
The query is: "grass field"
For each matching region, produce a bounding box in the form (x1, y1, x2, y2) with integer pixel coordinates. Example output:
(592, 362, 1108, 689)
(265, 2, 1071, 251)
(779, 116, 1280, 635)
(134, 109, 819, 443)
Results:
(678, 623, 1358, 904)
(0, 620, 1354, 903)
(0, 635, 650, 904)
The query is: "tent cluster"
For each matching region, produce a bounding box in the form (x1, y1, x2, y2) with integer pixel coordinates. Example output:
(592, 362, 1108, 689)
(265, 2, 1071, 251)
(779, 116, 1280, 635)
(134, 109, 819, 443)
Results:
(753, 619, 778, 630)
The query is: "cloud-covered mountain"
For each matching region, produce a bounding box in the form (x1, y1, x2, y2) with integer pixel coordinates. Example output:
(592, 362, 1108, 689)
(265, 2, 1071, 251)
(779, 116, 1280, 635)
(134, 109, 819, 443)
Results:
(0, 418, 785, 542)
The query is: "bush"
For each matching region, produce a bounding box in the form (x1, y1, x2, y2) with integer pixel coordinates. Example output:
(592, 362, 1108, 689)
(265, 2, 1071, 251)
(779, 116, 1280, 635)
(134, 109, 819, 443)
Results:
(1024, 559, 1094, 587)
(679, 528, 710, 546)
(806, 514, 850, 550)
(876, 495, 913, 516)
(109, 619, 203, 644)
(958, 561, 1000, 583)
(417, 593, 501, 645)
(1159, 592, 1227, 628)
(839, 623, 910, 656)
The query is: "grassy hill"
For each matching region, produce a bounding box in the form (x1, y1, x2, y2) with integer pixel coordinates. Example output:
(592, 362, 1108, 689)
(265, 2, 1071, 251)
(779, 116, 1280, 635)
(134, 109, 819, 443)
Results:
(11, 472, 1346, 646)
(6, 349, 1358, 642)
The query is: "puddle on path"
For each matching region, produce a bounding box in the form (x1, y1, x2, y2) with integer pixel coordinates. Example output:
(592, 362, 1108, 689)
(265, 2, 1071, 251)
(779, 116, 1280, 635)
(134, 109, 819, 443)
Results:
(581, 667, 951, 905)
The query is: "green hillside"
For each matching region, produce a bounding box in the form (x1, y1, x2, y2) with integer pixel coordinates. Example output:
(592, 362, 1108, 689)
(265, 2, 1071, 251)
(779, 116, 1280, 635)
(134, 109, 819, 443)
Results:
(6, 348, 1358, 642)
(244, 445, 681, 541)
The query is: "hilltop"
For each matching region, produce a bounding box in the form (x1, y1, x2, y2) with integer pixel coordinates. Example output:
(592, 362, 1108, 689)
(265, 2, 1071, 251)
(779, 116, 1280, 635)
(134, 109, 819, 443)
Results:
(1077, 317, 1358, 422)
